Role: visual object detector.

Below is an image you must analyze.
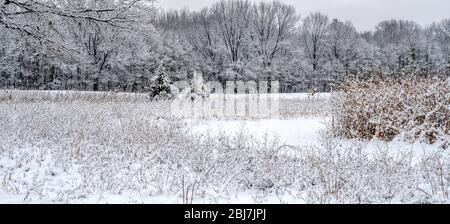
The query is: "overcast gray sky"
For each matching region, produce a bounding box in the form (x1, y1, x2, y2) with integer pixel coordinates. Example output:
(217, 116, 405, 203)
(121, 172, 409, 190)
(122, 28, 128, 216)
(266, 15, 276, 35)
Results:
(157, 0, 450, 31)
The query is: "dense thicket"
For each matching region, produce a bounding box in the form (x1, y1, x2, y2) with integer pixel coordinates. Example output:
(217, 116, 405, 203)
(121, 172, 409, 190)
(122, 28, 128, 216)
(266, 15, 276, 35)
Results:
(1, 0, 449, 92)
(333, 76, 449, 144)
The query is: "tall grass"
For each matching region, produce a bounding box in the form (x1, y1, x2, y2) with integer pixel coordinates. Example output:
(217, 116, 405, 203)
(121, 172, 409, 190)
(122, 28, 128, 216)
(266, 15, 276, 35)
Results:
(0, 98, 449, 203)
(0, 90, 150, 103)
(0, 90, 331, 119)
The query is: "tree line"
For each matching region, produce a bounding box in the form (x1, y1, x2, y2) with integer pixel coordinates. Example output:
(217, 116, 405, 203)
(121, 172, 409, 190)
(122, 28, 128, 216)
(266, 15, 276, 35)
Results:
(1, 0, 449, 93)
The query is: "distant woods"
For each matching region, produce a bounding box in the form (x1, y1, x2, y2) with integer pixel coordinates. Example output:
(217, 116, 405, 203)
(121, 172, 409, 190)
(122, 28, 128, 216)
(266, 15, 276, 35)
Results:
(1, 0, 449, 93)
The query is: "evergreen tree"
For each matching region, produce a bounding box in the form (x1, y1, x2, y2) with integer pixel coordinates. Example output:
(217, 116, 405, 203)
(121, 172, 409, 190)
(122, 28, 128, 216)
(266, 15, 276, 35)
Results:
(148, 64, 173, 100)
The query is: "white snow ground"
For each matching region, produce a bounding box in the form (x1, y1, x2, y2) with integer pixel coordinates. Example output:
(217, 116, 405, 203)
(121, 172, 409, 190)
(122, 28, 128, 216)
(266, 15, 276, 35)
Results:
(189, 118, 445, 163)
(189, 118, 327, 147)
(0, 92, 448, 204)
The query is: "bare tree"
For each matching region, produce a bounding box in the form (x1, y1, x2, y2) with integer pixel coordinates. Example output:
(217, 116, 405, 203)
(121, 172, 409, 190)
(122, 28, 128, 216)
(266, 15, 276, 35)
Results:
(301, 12, 329, 72)
(327, 19, 359, 75)
(211, 0, 251, 63)
(190, 8, 223, 68)
(374, 20, 427, 73)
(0, 0, 155, 53)
(250, 1, 298, 68)
(430, 19, 450, 74)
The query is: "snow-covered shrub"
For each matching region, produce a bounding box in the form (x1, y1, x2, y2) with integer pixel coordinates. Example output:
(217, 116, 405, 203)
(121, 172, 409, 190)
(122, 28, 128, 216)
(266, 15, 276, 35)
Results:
(0, 101, 291, 203)
(298, 141, 419, 203)
(174, 72, 210, 101)
(419, 149, 450, 200)
(1, 94, 450, 204)
(332, 76, 449, 145)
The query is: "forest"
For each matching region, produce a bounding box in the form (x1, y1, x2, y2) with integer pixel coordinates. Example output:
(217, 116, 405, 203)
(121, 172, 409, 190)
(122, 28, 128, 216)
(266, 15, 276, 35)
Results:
(1, 0, 449, 93)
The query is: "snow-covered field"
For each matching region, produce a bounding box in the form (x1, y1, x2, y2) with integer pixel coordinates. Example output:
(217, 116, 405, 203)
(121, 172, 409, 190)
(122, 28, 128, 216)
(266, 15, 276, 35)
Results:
(0, 90, 449, 204)
(190, 118, 327, 147)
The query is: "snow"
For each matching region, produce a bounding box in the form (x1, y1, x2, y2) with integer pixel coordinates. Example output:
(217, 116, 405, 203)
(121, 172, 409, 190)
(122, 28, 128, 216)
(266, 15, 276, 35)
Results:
(189, 118, 446, 163)
(274, 92, 331, 100)
(189, 118, 328, 147)
(0, 92, 448, 204)
(0, 188, 305, 204)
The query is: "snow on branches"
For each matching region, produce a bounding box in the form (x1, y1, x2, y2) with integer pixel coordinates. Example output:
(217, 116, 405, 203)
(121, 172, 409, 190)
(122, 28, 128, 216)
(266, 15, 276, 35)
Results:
(333, 75, 449, 145)
(147, 63, 173, 100)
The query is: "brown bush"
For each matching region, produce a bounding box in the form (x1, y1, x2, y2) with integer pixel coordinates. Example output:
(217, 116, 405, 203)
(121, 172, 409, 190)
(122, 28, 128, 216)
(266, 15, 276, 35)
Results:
(332, 75, 449, 144)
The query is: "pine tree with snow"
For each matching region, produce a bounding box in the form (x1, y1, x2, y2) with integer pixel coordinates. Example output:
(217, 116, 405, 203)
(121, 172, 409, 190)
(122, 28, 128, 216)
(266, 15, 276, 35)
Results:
(148, 64, 173, 100)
